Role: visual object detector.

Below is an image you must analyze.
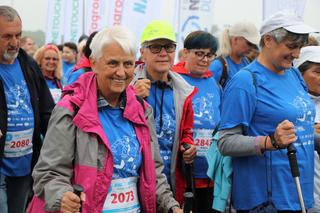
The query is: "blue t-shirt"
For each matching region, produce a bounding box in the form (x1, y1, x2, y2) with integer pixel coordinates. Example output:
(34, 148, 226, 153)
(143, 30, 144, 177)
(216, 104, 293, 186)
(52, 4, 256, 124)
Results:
(45, 79, 62, 104)
(62, 61, 75, 84)
(181, 75, 221, 178)
(209, 56, 249, 86)
(0, 59, 34, 176)
(220, 60, 315, 210)
(147, 83, 176, 183)
(98, 105, 142, 179)
(67, 68, 85, 85)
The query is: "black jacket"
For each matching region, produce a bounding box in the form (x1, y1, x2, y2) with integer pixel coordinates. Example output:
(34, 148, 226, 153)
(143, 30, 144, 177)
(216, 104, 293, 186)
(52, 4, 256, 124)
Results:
(0, 49, 55, 171)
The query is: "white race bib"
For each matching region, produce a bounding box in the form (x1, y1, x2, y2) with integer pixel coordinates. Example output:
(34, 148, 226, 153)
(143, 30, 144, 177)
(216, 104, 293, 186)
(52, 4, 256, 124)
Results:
(4, 128, 33, 158)
(194, 129, 213, 156)
(102, 177, 140, 213)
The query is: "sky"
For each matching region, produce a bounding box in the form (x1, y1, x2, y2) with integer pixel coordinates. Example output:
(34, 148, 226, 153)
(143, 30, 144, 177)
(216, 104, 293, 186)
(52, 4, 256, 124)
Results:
(2, 0, 320, 33)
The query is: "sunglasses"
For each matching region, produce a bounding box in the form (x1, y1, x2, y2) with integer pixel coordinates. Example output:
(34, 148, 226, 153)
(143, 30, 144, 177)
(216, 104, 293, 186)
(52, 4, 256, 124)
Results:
(145, 43, 177, 54)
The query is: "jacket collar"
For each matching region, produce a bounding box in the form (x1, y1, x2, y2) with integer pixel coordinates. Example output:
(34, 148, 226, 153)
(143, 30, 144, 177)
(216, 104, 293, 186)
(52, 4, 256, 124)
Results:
(62, 72, 147, 131)
(172, 61, 213, 78)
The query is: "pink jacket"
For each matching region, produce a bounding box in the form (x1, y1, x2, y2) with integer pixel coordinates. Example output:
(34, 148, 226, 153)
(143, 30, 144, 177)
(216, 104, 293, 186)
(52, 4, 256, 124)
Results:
(27, 72, 157, 212)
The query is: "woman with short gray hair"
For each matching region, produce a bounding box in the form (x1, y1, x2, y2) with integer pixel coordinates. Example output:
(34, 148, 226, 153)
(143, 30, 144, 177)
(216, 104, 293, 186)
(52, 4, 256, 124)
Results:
(218, 11, 317, 211)
(27, 26, 178, 213)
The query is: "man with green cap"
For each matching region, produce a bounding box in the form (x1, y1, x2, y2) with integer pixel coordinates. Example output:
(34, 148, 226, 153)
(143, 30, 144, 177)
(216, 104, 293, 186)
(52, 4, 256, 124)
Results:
(132, 20, 197, 210)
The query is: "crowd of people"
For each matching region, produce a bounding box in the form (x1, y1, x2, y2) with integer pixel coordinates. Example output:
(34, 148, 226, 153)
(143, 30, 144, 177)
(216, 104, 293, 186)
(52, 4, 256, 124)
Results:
(0, 4, 319, 213)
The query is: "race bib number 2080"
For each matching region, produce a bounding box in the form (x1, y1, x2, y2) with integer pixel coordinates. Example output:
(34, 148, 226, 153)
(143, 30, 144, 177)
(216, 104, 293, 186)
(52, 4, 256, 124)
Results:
(4, 128, 33, 158)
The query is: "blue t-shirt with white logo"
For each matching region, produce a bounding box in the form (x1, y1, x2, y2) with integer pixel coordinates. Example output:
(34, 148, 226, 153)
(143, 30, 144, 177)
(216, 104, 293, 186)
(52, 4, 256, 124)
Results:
(0, 59, 34, 176)
(147, 83, 176, 183)
(98, 105, 142, 179)
(181, 75, 221, 178)
(45, 79, 62, 104)
(220, 60, 315, 210)
(209, 56, 249, 85)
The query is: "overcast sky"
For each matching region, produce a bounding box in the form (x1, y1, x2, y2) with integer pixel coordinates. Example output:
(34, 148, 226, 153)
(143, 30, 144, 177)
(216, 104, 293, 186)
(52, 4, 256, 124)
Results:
(2, 0, 320, 33)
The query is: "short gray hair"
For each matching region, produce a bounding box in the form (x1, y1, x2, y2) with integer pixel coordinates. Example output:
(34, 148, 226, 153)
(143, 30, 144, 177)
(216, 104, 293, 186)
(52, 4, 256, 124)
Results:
(260, 28, 308, 47)
(90, 26, 136, 59)
(0, 6, 21, 21)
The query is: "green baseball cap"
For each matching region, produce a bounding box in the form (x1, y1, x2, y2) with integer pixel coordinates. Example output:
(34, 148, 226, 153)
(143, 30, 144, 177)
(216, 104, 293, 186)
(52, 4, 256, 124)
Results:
(140, 20, 176, 45)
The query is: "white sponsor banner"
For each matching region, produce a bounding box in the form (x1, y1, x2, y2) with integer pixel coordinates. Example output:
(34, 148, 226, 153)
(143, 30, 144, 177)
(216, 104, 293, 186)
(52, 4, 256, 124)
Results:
(105, 0, 123, 27)
(120, 0, 170, 45)
(64, 0, 84, 43)
(263, 0, 307, 19)
(45, 0, 65, 44)
(175, 0, 216, 55)
(85, 0, 108, 35)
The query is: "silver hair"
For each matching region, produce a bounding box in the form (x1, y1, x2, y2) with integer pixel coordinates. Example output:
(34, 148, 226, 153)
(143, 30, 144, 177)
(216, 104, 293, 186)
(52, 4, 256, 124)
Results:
(260, 28, 308, 47)
(259, 28, 287, 47)
(90, 26, 136, 60)
(0, 6, 21, 21)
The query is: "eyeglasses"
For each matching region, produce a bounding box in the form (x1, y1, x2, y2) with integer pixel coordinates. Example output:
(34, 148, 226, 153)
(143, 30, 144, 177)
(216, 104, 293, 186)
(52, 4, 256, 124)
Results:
(191, 50, 216, 61)
(44, 57, 58, 61)
(145, 43, 177, 54)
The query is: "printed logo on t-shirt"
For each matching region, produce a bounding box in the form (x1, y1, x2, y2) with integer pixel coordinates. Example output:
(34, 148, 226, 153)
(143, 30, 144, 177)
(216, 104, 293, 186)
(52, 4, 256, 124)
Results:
(155, 113, 175, 141)
(6, 80, 33, 115)
(193, 93, 215, 126)
(291, 93, 315, 147)
(111, 134, 141, 179)
(155, 113, 175, 179)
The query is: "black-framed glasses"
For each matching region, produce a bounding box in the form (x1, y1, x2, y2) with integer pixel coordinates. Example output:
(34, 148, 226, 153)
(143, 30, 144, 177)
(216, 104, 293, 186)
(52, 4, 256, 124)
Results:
(191, 50, 216, 61)
(145, 43, 177, 54)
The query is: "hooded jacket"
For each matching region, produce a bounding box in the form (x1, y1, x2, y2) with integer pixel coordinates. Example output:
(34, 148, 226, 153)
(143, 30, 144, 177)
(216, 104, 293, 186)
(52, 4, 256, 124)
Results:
(172, 61, 213, 78)
(27, 72, 164, 212)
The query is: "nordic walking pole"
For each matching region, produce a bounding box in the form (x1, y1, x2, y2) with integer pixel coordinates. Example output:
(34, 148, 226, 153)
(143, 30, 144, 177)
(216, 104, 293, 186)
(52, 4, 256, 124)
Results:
(286, 143, 306, 213)
(73, 184, 84, 212)
(182, 143, 195, 213)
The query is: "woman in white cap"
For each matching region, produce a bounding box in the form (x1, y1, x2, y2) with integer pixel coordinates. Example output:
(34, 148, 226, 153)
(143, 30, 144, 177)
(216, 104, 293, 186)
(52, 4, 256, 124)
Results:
(217, 11, 317, 212)
(294, 45, 320, 213)
(209, 21, 260, 88)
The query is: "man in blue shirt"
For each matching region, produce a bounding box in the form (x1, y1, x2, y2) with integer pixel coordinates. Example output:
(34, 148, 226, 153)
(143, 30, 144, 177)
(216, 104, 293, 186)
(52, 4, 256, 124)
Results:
(0, 6, 54, 213)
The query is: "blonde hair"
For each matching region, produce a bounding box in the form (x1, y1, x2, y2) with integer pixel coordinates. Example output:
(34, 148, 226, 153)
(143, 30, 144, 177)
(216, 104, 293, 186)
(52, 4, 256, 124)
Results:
(218, 28, 232, 56)
(218, 21, 259, 56)
(33, 44, 63, 80)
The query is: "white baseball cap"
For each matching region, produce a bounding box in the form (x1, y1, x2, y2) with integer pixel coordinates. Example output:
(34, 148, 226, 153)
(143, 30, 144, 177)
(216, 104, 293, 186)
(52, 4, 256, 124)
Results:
(229, 21, 260, 45)
(293, 46, 320, 68)
(260, 10, 317, 36)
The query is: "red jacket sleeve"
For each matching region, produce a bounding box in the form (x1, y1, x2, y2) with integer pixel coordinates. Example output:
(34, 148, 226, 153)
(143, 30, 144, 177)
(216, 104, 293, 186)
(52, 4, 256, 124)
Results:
(179, 88, 198, 146)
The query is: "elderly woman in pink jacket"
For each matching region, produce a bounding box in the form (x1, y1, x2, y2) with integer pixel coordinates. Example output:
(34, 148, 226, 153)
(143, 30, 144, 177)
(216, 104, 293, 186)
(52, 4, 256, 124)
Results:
(27, 26, 181, 213)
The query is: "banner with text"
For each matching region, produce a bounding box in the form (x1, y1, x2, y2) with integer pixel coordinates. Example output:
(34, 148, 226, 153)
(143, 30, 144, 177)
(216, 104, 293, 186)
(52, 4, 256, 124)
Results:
(84, 0, 108, 35)
(45, 0, 65, 44)
(175, 0, 216, 54)
(64, 0, 84, 43)
(107, 0, 174, 47)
